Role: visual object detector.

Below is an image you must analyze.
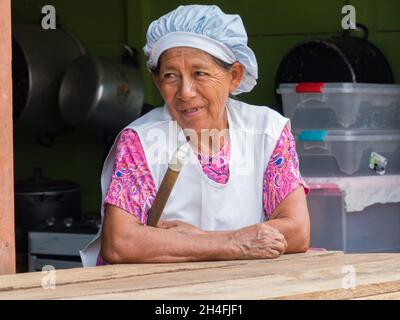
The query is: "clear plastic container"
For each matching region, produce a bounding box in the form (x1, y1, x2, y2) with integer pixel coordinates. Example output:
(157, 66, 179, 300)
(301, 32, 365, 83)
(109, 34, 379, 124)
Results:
(277, 83, 400, 130)
(295, 129, 400, 176)
(307, 184, 400, 253)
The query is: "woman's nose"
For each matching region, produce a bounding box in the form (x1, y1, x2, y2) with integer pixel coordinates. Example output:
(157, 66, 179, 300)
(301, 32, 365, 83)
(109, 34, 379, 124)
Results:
(177, 77, 196, 100)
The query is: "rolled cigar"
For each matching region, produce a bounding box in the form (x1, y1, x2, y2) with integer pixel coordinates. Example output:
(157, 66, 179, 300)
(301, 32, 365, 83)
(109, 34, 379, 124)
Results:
(146, 143, 190, 227)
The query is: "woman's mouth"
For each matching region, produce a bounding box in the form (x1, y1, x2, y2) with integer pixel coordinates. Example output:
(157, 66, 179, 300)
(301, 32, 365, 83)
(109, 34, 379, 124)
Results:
(181, 106, 203, 117)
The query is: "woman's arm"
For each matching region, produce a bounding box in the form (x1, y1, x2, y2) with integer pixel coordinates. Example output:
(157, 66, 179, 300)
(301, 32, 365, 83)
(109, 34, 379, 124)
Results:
(265, 185, 310, 253)
(157, 186, 310, 256)
(100, 204, 287, 264)
(262, 122, 310, 254)
(101, 204, 234, 263)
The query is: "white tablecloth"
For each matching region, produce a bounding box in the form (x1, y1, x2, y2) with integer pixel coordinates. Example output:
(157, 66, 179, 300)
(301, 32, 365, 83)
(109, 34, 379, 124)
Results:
(304, 175, 400, 212)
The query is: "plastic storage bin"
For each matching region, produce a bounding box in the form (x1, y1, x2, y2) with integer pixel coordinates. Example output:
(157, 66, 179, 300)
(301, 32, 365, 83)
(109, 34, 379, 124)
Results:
(277, 83, 400, 130)
(295, 129, 400, 176)
(307, 184, 400, 253)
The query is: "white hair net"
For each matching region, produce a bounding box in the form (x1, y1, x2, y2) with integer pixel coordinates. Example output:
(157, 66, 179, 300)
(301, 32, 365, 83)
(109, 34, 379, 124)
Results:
(143, 5, 258, 95)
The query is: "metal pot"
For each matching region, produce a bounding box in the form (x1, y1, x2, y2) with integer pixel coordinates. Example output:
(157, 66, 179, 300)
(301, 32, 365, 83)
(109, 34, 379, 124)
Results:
(14, 168, 82, 254)
(12, 25, 85, 136)
(59, 54, 144, 134)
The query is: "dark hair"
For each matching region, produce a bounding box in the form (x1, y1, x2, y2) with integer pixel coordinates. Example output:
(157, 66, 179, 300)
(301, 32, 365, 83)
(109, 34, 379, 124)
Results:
(150, 50, 234, 74)
(211, 56, 234, 71)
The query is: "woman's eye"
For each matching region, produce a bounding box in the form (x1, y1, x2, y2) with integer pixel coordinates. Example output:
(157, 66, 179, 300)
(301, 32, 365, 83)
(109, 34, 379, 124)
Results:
(195, 71, 207, 77)
(162, 73, 177, 80)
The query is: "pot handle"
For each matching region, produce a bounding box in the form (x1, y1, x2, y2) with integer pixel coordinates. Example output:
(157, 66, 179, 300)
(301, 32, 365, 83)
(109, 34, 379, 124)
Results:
(342, 23, 369, 40)
(38, 193, 65, 202)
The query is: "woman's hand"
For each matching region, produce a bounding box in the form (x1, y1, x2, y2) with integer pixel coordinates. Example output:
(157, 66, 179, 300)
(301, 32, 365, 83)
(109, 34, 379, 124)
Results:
(232, 223, 288, 259)
(157, 220, 206, 236)
(158, 219, 287, 259)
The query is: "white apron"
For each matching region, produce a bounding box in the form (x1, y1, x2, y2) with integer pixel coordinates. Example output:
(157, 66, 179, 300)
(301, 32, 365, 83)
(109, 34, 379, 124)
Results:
(80, 98, 288, 266)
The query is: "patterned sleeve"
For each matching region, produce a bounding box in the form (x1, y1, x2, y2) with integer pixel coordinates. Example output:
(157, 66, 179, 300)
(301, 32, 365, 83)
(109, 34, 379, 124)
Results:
(103, 128, 156, 224)
(263, 122, 310, 219)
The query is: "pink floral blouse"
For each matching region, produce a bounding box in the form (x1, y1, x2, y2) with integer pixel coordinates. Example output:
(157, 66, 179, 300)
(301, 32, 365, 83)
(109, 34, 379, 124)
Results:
(97, 123, 309, 266)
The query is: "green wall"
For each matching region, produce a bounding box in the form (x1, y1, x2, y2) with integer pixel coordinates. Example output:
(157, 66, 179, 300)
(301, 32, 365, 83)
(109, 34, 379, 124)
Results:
(126, 0, 400, 106)
(11, 0, 400, 215)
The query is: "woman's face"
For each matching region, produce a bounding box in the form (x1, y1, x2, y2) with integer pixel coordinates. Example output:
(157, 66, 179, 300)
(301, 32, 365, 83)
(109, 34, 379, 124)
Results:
(152, 47, 244, 133)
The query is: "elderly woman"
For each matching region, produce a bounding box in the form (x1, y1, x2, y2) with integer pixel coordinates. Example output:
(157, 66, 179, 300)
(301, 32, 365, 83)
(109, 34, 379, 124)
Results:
(80, 5, 310, 267)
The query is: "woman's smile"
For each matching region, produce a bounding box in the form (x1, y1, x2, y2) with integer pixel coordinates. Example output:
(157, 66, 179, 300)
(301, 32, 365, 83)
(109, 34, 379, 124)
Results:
(180, 106, 204, 118)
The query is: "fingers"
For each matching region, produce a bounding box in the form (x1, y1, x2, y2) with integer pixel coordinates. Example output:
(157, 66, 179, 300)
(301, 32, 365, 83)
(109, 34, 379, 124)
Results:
(275, 233, 287, 248)
(156, 221, 167, 228)
(257, 224, 288, 257)
(271, 233, 288, 254)
(267, 249, 281, 259)
(264, 226, 287, 250)
(157, 220, 179, 229)
(270, 239, 287, 255)
(157, 220, 189, 229)
(260, 240, 285, 259)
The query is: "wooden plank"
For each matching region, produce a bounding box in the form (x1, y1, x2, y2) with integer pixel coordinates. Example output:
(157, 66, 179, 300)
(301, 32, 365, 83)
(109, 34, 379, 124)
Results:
(1, 252, 398, 300)
(0, 250, 340, 292)
(273, 281, 400, 300)
(0, 0, 15, 275)
(64, 254, 400, 300)
(78, 279, 400, 301)
(353, 291, 400, 300)
(0, 260, 249, 294)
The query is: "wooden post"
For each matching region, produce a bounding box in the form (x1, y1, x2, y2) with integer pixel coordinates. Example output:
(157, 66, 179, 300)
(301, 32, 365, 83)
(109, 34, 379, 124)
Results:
(0, 0, 16, 275)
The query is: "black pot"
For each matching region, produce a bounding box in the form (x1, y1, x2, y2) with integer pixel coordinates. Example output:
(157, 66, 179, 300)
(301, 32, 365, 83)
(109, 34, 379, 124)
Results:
(14, 168, 82, 254)
(274, 24, 394, 113)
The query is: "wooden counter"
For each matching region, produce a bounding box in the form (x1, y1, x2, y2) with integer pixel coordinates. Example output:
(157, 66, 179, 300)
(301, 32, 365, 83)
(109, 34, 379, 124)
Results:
(0, 251, 399, 300)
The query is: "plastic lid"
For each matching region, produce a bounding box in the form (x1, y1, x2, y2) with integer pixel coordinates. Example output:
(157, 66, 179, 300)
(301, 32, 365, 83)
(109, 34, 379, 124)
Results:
(277, 82, 400, 94)
(296, 129, 400, 142)
(295, 82, 325, 93)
